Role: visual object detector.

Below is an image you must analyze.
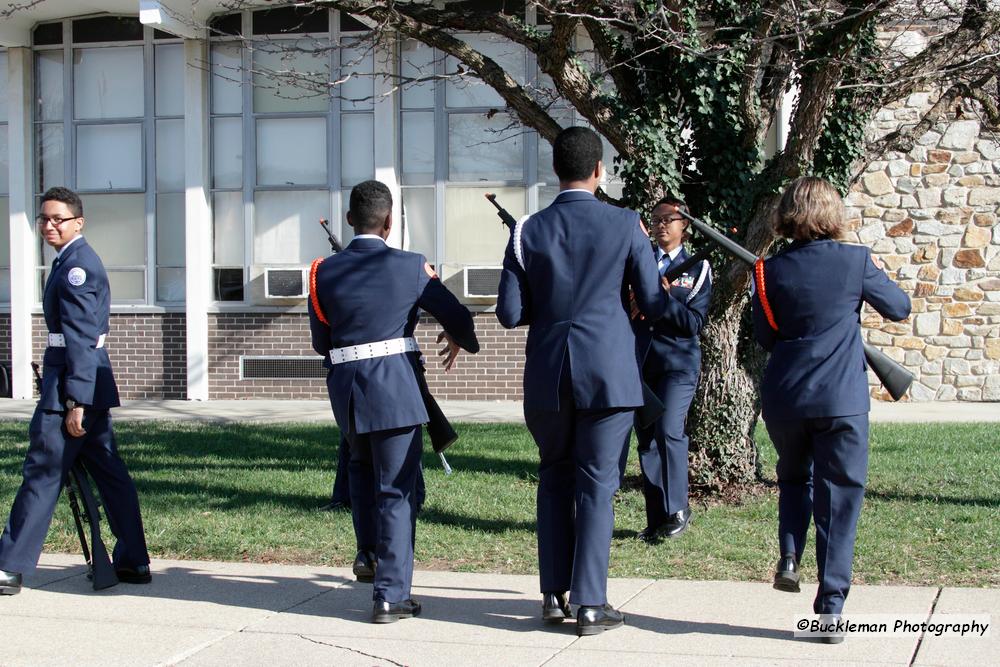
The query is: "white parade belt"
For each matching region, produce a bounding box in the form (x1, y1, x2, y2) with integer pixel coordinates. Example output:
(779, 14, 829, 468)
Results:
(329, 336, 419, 365)
(47, 333, 106, 348)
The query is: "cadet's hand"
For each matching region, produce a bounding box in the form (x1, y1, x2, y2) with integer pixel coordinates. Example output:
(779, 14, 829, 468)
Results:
(65, 407, 86, 437)
(871, 254, 885, 271)
(628, 288, 643, 320)
(437, 331, 460, 372)
(661, 276, 672, 292)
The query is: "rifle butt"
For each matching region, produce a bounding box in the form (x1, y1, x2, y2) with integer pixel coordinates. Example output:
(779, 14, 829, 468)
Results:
(863, 342, 913, 402)
(70, 464, 119, 590)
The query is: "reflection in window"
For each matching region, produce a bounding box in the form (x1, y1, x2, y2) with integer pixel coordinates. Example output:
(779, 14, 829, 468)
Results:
(253, 191, 329, 264)
(76, 124, 143, 190)
(252, 42, 329, 113)
(212, 117, 243, 189)
(256, 117, 328, 186)
(74, 47, 144, 119)
(448, 112, 522, 181)
(446, 35, 525, 108)
(402, 188, 435, 262)
(341, 114, 374, 186)
(402, 112, 434, 183)
(444, 186, 524, 265)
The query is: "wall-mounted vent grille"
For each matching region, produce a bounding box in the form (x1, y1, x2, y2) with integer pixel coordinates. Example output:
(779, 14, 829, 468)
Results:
(463, 266, 502, 298)
(240, 356, 326, 380)
(264, 268, 307, 298)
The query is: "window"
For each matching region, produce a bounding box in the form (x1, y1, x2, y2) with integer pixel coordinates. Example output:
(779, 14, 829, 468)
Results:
(208, 9, 375, 303)
(32, 17, 186, 304)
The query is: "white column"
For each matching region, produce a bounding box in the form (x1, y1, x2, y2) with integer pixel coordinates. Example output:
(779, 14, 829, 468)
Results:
(372, 41, 403, 249)
(7, 49, 35, 399)
(184, 39, 210, 400)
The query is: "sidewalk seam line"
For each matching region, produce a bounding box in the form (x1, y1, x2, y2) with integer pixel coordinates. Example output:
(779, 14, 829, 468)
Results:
(908, 585, 943, 667)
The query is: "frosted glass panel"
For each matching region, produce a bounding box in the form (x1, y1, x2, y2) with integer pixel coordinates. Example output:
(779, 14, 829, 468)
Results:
(74, 47, 144, 119)
(213, 190, 244, 266)
(0, 52, 7, 122)
(0, 269, 9, 303)
(402, 188, 435, 262)
(256, 117, 327, 186)
(401, 112, 434, 183)
(449, 113, 522, 181)
(211, 44, 243, 114)
(76, 124, 142, 190)
(156, 193, 185, 266)
(38, 124, 64, 192)
(253, 42, 330, 113)
(254, 190, 329, 264)
(79, 194, 145, 266)
(341, 114, 373, 187)
(446, 35, 524, 108)
(400, 39, 435, 109)
(108, 271, 145, 301)
(36, 51, 64, 121)
(156, 119, 184, 191)
(212, 117, 242, 188)
(156, 267, 185, 302)
(0, 127, 8, 195)
(154, 44, 185, 117)
(0, 197, 9, 265)
(444, 186, 523, 265)
(339, 44, 373, 111)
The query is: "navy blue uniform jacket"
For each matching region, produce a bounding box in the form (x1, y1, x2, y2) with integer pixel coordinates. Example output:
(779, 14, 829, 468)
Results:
(635, 246, 712, 374)
(39, 237, 120, 411)
(309, 237, 479, 434)
(496, 190, 668, 411)
(752, 240, 911, 421)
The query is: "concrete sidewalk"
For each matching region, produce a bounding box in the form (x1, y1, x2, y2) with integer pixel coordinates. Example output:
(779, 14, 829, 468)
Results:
(1, 398, 998, 423)
(1, 553, 994, 666)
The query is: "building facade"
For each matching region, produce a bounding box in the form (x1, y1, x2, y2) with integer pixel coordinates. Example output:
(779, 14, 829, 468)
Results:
(1, 3, 998, 402)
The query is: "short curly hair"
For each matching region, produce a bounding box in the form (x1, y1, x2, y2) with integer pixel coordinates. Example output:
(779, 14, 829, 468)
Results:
(40, 186, 84, 218)
(771, 176, 845, 241)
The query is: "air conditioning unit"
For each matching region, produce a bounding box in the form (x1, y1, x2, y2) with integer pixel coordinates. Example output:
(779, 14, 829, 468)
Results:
(264, 267, 308, 299)
(463, 266, 502, 298)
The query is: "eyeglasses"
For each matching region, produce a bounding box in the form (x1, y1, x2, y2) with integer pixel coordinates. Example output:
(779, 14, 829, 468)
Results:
(36, 215, 81, 227)
(649, 216, 684, 227)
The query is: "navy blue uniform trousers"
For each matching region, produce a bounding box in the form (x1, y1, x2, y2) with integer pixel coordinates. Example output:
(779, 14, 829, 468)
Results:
(525, 368, 633, 607)
(0, 408, 148, 575)
(347, 422, 423, 604)
(765, 414, 869, 615)
(635, 370, 697, 524)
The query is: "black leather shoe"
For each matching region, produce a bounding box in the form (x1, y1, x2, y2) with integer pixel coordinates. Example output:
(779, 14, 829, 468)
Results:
(639, 507, 692, 542)
(0, 568, 22, 596)
(353, 550, 376, 583)
(576, 604, 624, 636)
(818, 613, 845, 644)
(317, 500, 349, 512)
(542, 592, 571, 624)
(773, 554, 800, 593)
(116, 564, 152, 584)
(372, 598, 421, 623)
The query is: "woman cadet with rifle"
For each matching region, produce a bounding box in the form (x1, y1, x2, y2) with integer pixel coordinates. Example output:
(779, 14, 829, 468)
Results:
(751, 176, 910, 643)
(629, 196, 711, 542)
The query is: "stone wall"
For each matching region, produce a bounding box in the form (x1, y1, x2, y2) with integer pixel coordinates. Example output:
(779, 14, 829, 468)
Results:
(847, 94, 1000, 401)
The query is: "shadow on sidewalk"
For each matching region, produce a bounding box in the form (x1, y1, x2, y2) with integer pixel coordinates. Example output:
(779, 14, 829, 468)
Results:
(27, 561, 794, 642)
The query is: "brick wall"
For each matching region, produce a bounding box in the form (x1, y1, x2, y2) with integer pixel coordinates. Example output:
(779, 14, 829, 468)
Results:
(0, 314, 10, 369)
(207, 312, 526, 401)
(29, 313, 187, 400)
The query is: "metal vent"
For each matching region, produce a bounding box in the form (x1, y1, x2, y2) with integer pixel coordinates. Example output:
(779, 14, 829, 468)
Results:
(264, 268, 307, 298)
(240, 356, 326, 380)
(463, 266, 502, 298)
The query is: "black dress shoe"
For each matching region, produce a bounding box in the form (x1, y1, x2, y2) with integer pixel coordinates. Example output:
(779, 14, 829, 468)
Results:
(773, 554, 800, 593)
(639, 507, 692, 542)
(116, 564, 152, 584)
(372, 598, 421, 623)
(542, 592, 571, 624)
(317, 499, 349, 512)
(0, 568, 22, 596)
(818, 613, 845, 644)
(353, 550, 376, 583)
(576, 604, 624, 636)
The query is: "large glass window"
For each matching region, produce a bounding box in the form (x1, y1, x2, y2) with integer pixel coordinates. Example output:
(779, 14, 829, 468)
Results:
(32, 18, 185, 304)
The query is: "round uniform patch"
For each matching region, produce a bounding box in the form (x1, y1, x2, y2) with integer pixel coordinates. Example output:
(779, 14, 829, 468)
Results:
(67, 267, 87, 286)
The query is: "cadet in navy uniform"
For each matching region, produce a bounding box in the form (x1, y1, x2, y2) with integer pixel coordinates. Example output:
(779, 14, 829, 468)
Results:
(308, 180, 479, 623)
(631, 197, 711, 542)
(497, 127, 668, 636)
(0, 187, 151, 596)
(751, 177, 910, 641)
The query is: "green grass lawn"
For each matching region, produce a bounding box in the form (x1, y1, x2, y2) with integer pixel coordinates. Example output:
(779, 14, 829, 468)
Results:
(0, 420, 995, 587)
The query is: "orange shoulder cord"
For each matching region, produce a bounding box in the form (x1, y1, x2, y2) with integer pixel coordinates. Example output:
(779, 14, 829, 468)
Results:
(754, 258, 778, 331)
(309, 257, 328, 326)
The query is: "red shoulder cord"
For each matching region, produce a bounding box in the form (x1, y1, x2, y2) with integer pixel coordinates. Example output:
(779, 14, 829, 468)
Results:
(309, 258, 329, 326)
(754, 258, 778, 331)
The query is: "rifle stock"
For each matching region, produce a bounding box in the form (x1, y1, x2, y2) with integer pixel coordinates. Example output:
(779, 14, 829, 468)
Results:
(67, 464, 118, 590)
(674, 208, 914, 401)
